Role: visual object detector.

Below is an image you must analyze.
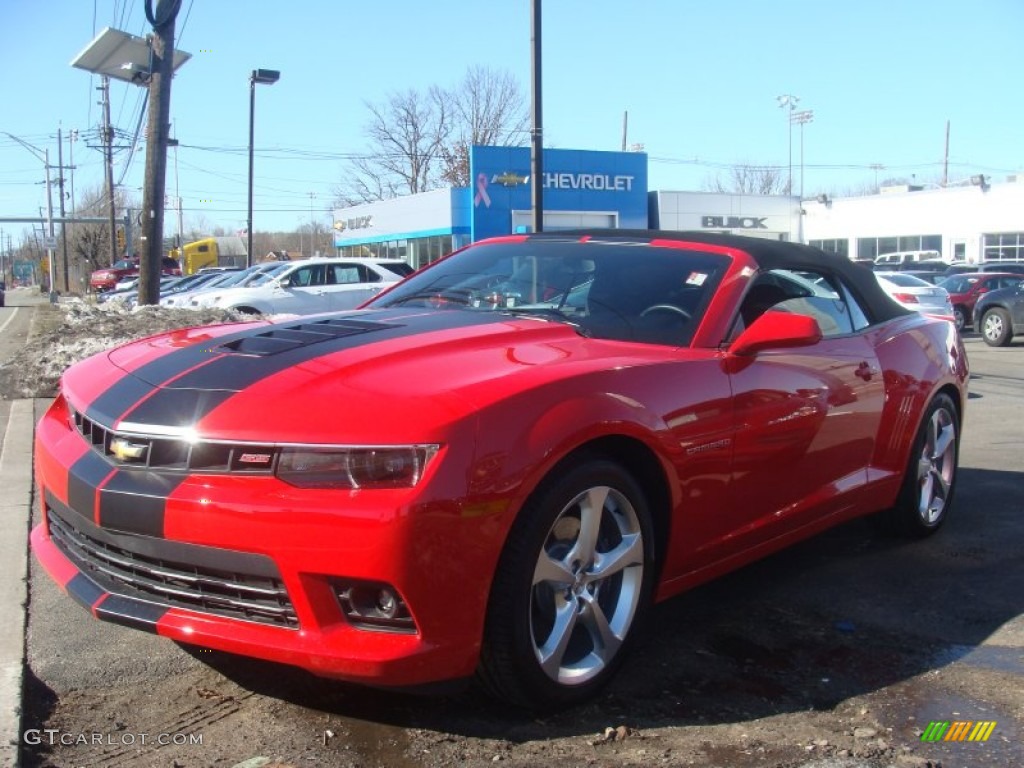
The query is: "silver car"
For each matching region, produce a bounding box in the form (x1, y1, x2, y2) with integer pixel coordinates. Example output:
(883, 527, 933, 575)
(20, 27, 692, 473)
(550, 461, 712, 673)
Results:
(876, 271, 954, 318)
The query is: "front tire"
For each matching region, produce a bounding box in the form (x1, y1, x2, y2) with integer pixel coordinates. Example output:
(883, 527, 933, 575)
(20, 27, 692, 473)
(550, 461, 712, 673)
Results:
(880, 393, 959, 537)
(477, 459, 655, 709)
(952, 305, 967, 332)
(981, 308, 1013, 346)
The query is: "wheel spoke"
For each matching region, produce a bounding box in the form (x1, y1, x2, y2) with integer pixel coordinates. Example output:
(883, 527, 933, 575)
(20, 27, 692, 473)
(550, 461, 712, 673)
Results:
(569, 486, 607, 565)
(578, 591, 622, 659)
(533, 550, 574, 587)
(932, 420, 955, 461)
(536, 599, 578, 677)
(589, 532, 644, 581)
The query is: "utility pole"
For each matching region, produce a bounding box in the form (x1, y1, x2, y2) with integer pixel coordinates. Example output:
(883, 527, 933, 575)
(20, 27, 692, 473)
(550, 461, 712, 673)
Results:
(100, 77, 118, 266)
(57, 127, 70, 292)
(308, 192, 316, 256)
(138, 0, 181, 305)
(942, 120, 950, 188)
(530, 0, 544, 233)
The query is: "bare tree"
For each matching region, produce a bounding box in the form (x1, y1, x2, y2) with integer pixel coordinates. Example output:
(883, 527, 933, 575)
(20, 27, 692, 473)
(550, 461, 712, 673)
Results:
(702, 165, 787, 195)
(336, 67, 528, 205)
(439, 66, 530, 187)
(338, 87, 450, 205)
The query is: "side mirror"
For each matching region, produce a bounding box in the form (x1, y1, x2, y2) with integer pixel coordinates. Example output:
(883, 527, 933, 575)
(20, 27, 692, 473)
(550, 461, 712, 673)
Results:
(729, 310, 823, 357)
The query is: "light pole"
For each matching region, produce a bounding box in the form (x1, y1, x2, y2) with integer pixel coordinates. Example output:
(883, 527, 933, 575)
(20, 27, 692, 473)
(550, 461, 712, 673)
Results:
(4, 132, 57, 302)
(790, 109, 813, 198)
(308, 191, 316, 256)
(777, 94, 799, 195)
(247, 68, 280, 267)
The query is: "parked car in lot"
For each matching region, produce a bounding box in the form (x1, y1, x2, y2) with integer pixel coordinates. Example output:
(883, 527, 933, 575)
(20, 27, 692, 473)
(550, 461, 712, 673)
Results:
(193, 257, 407, 315)
(938, 272, 1024, 331)
(31, 232, 967, 709)
(972, 281, 1024, 346)
(944, 261, 1024, 278)
(875, 271, 954, 318)
(89, 256, 182, 292)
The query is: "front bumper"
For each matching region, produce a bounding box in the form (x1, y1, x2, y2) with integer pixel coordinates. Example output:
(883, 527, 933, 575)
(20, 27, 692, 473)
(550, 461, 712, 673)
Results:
(31, 398, 496, 689)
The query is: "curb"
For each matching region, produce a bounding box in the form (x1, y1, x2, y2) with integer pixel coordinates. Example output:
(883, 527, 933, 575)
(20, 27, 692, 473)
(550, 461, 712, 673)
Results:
(0, 400, 35, 768)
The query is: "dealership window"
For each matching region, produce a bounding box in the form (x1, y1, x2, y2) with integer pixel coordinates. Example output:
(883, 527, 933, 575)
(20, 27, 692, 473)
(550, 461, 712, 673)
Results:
(809, 239, 849, 259)
(982, 232, 1024, 262)
(856, 234, 942, 261)
(337, 235, 458, 268)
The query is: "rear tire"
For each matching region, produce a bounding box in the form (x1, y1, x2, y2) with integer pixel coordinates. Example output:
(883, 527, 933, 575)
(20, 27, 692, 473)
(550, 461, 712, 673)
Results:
(878, 393, 959, 537)
(981, 308, 1012, 346)
(477, 459, 654, 710)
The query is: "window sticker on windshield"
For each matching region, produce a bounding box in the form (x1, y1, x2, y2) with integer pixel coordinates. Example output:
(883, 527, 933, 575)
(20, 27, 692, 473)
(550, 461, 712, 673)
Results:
(686, 272, 709, 287)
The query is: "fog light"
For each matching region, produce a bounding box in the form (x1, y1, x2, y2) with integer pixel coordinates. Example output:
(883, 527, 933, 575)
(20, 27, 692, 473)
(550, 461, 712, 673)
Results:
(332, 579, 416, 633)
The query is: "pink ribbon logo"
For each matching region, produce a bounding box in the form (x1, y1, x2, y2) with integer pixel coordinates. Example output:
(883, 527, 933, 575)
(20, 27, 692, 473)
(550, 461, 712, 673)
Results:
(474, 173, 492, 208)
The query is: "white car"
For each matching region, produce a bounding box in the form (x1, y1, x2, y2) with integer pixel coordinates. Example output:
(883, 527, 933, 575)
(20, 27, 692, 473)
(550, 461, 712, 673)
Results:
(189, 258, 410, 315)
(876, 271, 954, 318)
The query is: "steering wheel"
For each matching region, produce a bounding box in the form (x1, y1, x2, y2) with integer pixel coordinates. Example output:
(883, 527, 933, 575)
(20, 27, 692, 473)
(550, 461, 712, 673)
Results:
(640, 303, 691, 321)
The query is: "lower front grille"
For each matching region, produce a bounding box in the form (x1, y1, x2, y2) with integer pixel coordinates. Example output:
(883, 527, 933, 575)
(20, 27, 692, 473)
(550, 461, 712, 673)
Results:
(46, 504, 298, 629)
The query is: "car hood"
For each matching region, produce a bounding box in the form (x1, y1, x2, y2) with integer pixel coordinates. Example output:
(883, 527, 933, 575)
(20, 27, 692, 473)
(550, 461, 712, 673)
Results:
(65, 308, 666, 444)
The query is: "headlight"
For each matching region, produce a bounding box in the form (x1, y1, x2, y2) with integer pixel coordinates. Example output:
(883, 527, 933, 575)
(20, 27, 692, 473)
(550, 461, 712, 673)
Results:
(276, 445, 438, 489)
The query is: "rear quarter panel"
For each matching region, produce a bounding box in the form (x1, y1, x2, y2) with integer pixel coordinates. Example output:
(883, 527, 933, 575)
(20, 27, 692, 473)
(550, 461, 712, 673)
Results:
(865, 314, 967, 500)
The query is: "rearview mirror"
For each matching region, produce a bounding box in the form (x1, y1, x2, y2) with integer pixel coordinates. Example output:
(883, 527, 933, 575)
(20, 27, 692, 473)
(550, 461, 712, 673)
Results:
(729, 310, 822, 357)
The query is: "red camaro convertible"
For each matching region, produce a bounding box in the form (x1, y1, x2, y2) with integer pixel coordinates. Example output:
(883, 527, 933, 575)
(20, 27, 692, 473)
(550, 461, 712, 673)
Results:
(32, 231, 968, 708)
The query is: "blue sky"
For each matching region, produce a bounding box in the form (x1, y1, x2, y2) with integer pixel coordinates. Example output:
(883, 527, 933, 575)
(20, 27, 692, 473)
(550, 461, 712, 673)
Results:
(1, 0, 1021, 241)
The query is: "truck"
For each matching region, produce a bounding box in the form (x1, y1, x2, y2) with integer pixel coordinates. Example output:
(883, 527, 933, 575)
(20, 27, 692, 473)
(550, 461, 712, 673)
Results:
(170, 236, 248, 275)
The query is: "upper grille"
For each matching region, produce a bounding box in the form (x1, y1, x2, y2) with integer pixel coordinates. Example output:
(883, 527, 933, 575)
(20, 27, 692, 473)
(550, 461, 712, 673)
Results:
(47, 504, 298, 628)
(73, 409, 277, 473)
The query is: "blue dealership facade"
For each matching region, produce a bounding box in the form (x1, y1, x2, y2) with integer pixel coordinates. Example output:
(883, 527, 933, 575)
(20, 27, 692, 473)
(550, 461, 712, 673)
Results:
(334, 146, 649, 268)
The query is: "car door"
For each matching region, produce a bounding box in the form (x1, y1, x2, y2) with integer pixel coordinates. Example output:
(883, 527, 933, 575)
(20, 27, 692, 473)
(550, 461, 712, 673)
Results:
(270, 263, 330, 314)
(715, 270, 885, 557)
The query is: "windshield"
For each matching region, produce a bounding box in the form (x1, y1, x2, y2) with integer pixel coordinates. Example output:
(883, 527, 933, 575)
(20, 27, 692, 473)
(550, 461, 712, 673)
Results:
(247, 262, 291, 287)
(369, 239, 729, 345)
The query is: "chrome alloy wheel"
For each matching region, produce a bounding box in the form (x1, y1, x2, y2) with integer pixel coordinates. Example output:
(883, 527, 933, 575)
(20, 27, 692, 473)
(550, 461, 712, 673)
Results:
(530, 485, 645, 686)
(983, 312, 1005, 343)
(915, 404, 957, 526)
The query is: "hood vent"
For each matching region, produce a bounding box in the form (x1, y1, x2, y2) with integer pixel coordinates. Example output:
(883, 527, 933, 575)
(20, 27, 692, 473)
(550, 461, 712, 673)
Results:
(220, 317, 397, 356)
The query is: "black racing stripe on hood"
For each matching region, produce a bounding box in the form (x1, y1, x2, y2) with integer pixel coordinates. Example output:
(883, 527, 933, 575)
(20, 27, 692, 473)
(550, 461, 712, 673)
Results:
(97, 469, 188, 537)
(95, 594, 168, 632)
(67, 573, 106, 610)
(68, 450, 114, 524)
(90, 309, 510, 431)
(114, 388, 235, 431)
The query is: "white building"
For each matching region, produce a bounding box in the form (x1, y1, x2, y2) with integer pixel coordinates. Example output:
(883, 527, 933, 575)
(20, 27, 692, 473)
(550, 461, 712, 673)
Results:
(652, 177, 1024, 264)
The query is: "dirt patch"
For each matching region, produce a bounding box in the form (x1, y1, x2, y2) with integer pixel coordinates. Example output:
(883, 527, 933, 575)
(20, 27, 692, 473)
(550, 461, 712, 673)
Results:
(0, 301, 254, 400)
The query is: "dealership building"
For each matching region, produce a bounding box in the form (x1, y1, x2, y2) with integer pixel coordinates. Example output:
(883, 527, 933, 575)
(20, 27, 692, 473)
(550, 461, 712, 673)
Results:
(333, 146, 1024, 267)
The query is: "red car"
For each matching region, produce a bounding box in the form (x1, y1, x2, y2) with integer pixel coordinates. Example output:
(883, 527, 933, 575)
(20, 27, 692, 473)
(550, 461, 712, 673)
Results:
(89, 256, 182, 292)
(32, 232, 968, 708)
(937, 271, 1024, 330)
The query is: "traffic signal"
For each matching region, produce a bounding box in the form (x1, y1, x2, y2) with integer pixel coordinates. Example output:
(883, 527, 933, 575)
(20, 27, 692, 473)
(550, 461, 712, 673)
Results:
(116, 227, 126, 253)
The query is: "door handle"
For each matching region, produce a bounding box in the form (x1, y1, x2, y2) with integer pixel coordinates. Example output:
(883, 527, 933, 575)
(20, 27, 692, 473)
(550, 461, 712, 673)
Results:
(855, 361, 876, 381)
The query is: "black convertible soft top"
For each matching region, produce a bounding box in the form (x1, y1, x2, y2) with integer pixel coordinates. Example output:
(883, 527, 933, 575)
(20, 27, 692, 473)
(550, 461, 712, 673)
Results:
(529, 229, 911, 324)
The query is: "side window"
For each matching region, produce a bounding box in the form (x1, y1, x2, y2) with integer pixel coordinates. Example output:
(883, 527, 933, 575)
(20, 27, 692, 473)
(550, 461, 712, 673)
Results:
(289, 266, 317, 287)
(738, 269, 866, 338)
(332, 266, 361, 285)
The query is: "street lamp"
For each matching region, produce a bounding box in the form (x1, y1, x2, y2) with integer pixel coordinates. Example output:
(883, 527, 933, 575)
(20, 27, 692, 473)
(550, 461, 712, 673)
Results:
(247, 68, 280, 267)
(777, 94, 799, 195)
(4, 133, 57, 303)
(790, 109, 814, 198)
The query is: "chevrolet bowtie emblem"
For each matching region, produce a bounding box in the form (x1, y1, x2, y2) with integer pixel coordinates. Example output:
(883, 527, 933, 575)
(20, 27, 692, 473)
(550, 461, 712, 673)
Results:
(491, 172, 529, 187)
(110, 437, 148, 462)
